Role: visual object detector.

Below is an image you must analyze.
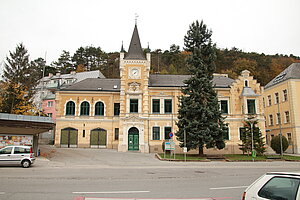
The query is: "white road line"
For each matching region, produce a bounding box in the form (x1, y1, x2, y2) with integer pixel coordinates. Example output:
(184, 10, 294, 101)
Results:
(0, 192, 5, 195)
(73, 191, 150, 194)
(210, 186, 248, 190)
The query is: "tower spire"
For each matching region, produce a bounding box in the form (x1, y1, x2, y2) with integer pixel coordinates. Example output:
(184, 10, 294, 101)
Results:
(125, 23, 145, 60)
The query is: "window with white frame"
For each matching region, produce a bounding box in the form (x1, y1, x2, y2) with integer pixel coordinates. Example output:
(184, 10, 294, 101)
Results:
(220, 100, 229, 114)
(268, 95, 272, 106)
(223, 127, 230, 140)
(152, 127, 160, 140)
(275, 92, 279, 104)
(283, 89, 288, 102)
(47, 101, 54, 107)
(269, 114, 274, 126)
(287, 133, 292, 144)
(284, 111, 290, 123)
(276, 113, 281, 124)
(247, 99, 256, 114)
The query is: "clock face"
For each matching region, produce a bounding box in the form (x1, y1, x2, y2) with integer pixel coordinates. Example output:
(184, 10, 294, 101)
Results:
(131, 68, 139, 77)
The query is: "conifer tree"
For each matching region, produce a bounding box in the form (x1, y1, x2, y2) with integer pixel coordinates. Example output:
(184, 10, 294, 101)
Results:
(1, 43, 38, 114)
(176, 20, 227, 155)
(239, 119, 266, 155)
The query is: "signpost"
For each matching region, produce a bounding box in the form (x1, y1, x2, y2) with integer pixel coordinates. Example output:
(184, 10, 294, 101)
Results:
(164, 132, 175, 159)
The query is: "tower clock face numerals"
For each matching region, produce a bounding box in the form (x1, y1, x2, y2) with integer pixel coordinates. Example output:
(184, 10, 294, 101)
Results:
(129, 68, 140, 78)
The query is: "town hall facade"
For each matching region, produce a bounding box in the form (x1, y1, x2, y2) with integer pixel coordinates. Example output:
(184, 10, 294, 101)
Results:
(54, 24, 265, 154)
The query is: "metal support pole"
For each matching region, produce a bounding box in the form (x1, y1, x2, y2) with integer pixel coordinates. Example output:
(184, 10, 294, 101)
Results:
(184, 129, 186, 162)
(251, 123, 254, 162)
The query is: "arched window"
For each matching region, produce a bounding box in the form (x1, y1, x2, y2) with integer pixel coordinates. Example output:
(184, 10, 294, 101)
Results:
(65, 101, 75, 116)
(95, 101, 104, 116)
(80, 101, 90, 116)
(244, 80, 249, 87)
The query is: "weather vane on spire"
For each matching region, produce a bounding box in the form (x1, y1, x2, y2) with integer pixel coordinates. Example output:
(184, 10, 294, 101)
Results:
(135, 13, 139, 25)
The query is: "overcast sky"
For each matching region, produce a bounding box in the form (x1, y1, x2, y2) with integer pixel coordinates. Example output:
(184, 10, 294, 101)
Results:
(1, 0, 299, 73)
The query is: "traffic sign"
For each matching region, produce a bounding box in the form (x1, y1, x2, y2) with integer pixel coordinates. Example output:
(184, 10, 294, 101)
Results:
(169, 132, 173, 138)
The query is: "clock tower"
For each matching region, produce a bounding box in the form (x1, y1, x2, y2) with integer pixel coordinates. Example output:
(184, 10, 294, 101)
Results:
(118, 24, 151, 152)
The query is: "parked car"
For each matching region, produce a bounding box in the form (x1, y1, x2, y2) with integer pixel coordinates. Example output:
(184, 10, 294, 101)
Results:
(0, 146, 35, 168)
(242, 172, 300, 200)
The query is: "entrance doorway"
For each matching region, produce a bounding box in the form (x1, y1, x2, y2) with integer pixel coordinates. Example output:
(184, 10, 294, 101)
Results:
(61, 128, 78, 148)
(90, 128, 107, 148)
(128, 127, 139, 151)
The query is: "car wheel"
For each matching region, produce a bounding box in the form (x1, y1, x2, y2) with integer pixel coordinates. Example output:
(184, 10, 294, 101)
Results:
(21, 160, 31, 168)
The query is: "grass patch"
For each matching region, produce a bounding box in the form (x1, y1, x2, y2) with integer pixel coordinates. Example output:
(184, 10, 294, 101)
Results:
(157, 153, 300, 161)
(225, 154, 267, 161)
(158, 153, 207, 160)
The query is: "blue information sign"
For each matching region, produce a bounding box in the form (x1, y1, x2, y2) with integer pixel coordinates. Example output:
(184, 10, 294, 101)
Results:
(169, 132, 173, 138)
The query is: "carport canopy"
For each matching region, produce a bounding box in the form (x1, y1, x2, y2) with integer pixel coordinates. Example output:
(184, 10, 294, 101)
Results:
(0, 113, 54, 135)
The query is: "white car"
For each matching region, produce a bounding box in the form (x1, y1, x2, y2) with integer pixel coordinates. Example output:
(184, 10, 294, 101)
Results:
(242, 172, 300, 200)
(0, 146, 35, 168)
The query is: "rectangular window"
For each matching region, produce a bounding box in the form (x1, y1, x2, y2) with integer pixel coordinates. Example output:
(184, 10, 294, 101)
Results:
(47, 101, 53, 107)
(152, 127, 160, 140)
(115, 128, 119, 140)
(247, 99, 256, 114)
(220, 100, 229, 114)
(285, 111, 290, 123)
(287, 133, 292, 144)
(164, 99, 172, 113)
(239, 127, 246, 140)
(263, 97, 265, 108)
(164, 127, 172, 140)
(276, 113, 281, 124)
(268, 95, 272, 106)
(223, 127, 229, 140)
(152, 99, 160, 113)
(275, 92, 279, 104)
(130, 99, 138, 113)
(48, 113, 53, 118)
(114, 103, 120, 116)
(269, 114, 274, 126)
(283, 89, 288, 101)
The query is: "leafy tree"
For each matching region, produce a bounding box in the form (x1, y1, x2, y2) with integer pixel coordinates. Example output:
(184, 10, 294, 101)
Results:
(0, 81, 36, 115)
(270, 135, 289, 154)
(239, 119, 266, 155)
(176, 20, 227, 155)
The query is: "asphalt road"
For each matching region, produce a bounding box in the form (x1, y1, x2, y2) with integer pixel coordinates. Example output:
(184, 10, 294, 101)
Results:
(0, 146, 300, 200)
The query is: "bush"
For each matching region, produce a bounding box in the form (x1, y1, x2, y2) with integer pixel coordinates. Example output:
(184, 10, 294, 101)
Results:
(270, 135, 289, 154)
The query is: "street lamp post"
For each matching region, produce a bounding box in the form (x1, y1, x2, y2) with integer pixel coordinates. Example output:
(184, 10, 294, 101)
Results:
(250, 122, 254, 162)
(277, 102, 283, 158)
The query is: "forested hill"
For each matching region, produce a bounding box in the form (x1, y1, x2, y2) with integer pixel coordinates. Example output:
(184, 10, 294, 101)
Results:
(147, 46, 300, 86)
(48, 45, 300, 86)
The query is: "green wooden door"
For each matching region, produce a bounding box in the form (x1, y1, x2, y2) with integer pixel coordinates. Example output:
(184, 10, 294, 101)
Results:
(90, 129, 107, 148)
(61, 128, 78, 148)
(128, 127, 139, 151)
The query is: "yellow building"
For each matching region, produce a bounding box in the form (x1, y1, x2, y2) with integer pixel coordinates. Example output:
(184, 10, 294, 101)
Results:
(54, 24, 265, 154)
(263, 63, 300, 153)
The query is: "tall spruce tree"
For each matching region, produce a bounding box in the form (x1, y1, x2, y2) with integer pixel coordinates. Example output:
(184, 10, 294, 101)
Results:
(176, 20, 227, 155)
(1, 43, 37, 114)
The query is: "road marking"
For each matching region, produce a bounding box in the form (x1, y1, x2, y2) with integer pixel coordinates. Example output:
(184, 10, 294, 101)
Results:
(210, 186, 248, 190)
(73, 191, 150, 194)
(0, 192, 5, 195)
(82, 198, 234, 200)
